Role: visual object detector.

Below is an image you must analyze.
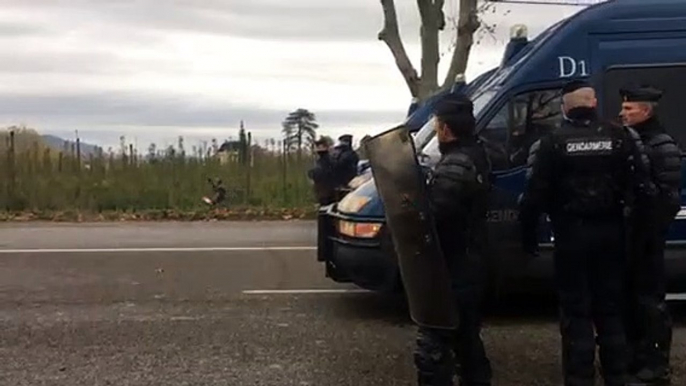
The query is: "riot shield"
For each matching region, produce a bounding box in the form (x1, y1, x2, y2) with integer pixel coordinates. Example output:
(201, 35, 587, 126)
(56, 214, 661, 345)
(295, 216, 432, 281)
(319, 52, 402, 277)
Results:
(364, 125, 458, 330)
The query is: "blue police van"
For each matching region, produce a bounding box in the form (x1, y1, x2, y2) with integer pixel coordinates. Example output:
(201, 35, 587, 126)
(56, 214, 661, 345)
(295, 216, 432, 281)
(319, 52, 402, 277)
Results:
(318, 0, 686, 297)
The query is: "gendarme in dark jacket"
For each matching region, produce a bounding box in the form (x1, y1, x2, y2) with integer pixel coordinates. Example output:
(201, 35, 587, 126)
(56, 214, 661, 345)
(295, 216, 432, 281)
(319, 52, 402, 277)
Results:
(413, 93, 493, 386)
(332, 134, 359, 187)
(519, 80, 656, 386)
(619, 84, 682, 385)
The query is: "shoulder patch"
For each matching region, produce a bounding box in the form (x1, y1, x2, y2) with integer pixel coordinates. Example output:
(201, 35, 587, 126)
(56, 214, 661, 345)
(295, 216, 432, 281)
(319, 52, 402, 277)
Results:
(563, 137, 614, 156)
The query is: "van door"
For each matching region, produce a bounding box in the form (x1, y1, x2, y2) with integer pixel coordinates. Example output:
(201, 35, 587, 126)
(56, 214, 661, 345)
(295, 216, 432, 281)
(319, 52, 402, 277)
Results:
(476, 86, 563, 288)
(601, 63, 686, 244)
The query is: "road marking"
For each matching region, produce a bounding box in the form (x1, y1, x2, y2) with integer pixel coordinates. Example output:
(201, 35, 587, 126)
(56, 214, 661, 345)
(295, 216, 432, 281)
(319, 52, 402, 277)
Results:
(0, 246, 316, 254)
(666, 293, 686, 301)
(245, 290, 686, 298)
(242, 289, 371, 295)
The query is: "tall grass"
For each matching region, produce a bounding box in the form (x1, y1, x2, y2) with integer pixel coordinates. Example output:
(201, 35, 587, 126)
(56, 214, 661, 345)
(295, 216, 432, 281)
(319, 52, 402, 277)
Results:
(0, 128, 318, 213)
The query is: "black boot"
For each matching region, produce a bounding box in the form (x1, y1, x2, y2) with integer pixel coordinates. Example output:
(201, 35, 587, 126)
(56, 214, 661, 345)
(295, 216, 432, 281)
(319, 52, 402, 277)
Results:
(415, 327, 455, 386)
(559, 313, 596, 386)
(597, 332, 629, 386)
(629, 300, 673, 386)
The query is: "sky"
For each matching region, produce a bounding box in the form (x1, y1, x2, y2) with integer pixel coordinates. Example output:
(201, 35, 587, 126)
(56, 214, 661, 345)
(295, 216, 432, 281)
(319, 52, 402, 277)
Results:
(0, 0, 584, 151)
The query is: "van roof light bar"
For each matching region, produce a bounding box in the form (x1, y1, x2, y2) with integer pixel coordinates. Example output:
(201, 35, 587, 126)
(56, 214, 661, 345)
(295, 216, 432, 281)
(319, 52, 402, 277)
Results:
(511, 24, 528, 39)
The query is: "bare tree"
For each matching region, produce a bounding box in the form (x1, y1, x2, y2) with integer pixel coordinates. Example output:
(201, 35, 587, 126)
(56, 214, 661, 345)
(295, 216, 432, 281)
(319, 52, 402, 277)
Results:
(378, 0, 497, 100)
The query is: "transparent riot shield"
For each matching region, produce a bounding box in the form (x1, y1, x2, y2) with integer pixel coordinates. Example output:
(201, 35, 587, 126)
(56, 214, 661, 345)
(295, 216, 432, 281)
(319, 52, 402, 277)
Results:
(364, 125, 458, 329)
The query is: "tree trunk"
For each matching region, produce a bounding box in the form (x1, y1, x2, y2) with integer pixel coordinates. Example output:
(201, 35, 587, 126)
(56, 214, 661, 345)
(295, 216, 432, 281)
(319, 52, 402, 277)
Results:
(297, 123, 303, 162)
(379, 0, 480, 101)
(441, 0, 480, 91)
(378, 0, 420, 97)
(417, 0, 445, 98)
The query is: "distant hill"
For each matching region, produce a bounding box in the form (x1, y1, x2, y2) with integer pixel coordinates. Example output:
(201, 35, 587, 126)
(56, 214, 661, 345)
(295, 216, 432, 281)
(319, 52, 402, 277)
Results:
(41, 134, 101, 157)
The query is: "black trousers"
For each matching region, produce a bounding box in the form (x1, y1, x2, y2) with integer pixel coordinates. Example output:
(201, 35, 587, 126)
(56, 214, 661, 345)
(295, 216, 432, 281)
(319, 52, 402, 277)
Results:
(552, 217, 628, 386)
(414, 294, 492, 386)
(625, 217, 673, 381)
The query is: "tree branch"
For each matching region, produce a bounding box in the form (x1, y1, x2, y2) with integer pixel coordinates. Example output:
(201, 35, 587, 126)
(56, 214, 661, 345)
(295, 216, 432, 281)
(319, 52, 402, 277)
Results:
(441, 0, 480, 90)
(378, 0, 420, 97)
(436, 0, 446, 31)
(417, 0, 440, 98)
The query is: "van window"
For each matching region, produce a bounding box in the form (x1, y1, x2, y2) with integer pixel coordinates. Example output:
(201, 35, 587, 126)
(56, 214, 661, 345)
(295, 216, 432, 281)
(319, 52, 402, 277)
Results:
(602, 64, 686, 148)
(508, 89, 562, 167)
(479, 88, 562, 170)
(421, 90, 497, 159)
(479, 103, 510, 170)
(414, 117, 437, 150)
(421, 88, 561, 170)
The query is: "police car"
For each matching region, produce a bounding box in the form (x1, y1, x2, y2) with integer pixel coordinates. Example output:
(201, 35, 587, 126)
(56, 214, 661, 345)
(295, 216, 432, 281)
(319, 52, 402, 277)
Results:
(318, 0, 686, 297)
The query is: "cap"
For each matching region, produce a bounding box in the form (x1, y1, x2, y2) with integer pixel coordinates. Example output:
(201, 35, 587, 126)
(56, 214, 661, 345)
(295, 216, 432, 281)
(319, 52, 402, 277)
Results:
(433, 93, 474, 118)
(561, 79, 592, 96)
(619, 85, 663, 102)
(338, 134, 353, 142)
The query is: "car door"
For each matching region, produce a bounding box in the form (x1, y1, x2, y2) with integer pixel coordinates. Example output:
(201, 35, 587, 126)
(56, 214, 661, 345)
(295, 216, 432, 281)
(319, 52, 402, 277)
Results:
(477, 87, 563, 285)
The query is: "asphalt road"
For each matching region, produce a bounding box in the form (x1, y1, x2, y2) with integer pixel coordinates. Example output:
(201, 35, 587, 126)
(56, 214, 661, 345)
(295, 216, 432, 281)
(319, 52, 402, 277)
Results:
(0, 221, 684, 386)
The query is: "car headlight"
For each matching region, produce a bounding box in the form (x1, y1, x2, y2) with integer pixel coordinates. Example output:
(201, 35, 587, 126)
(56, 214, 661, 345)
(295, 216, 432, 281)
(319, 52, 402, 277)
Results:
(338, 220, 382, 238)
(338, 194, 371, 213)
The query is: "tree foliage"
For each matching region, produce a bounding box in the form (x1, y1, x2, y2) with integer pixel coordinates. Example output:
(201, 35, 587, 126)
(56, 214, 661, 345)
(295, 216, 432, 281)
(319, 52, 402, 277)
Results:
(282, 108, 319, 159)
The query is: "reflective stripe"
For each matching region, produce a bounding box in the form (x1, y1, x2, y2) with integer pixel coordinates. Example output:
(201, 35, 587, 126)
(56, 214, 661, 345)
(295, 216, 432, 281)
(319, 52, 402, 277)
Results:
(676, 207, 686, 219)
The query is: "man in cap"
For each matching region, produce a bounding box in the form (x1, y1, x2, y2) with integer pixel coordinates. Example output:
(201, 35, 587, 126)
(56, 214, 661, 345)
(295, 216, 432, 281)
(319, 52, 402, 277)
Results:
(332, 134, 360, 188)
(619, 85, 681, 385)
(519, 80, 655, 386)
(307, 138, 336, 206)
(414, 92, 492, 386)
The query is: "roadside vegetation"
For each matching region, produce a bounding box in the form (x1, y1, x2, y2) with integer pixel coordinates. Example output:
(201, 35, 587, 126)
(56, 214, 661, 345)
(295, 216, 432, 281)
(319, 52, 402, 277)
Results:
(0, 113, 332, 222)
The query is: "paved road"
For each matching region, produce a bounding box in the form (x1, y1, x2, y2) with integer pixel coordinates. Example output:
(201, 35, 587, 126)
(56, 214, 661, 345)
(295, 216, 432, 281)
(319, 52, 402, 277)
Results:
(0, 221, 316, 249)
(0, 222, 684, 385)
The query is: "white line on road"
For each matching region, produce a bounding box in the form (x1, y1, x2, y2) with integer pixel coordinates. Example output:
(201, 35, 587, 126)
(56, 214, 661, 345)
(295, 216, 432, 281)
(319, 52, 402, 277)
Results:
(244, 290, 686, 298)
(0, 246, 316, 254)
(666, 293, 686, 301)
(242, 289, 371, 295)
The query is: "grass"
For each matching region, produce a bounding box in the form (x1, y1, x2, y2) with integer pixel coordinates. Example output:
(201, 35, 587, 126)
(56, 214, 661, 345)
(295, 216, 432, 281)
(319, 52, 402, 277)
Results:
(1, 128, 323, 221)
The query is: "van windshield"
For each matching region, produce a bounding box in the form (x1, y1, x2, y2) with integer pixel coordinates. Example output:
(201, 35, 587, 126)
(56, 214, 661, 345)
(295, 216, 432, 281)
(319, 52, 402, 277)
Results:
(418, 89, 498, 160)
(413, 116, 438, 149)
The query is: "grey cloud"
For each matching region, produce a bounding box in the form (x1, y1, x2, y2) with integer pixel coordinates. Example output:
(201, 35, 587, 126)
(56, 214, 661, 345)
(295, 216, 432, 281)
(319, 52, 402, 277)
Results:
(16, 0, 567, 43)
(0, 22, 50, 37)
(0, 0, 578, 149)
(81, 0, 384, 42)
(0, 91, 401, 131)
(0, 51, 143, 75)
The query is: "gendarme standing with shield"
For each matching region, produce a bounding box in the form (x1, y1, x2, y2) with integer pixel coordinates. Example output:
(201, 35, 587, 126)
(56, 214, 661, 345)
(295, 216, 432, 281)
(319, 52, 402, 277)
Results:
(365, 92, 493, 386)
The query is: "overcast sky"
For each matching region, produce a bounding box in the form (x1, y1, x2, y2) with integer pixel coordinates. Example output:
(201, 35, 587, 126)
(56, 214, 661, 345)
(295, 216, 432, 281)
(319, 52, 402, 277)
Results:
(0, 0, 582, 150)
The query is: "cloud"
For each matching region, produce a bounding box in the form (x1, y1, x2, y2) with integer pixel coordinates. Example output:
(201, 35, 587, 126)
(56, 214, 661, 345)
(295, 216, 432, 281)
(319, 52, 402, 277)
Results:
(0, 90, 403, 149)
(0, 0, 585, 149)
(0, 0, 383, 42)
(0, 91, 399, 128)
(2, 0, 580, 43)
(0, 22, 50, 37)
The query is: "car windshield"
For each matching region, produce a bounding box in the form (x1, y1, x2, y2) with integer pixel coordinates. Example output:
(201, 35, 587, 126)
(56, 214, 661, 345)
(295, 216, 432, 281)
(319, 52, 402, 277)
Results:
(418, 89, 498, 160)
